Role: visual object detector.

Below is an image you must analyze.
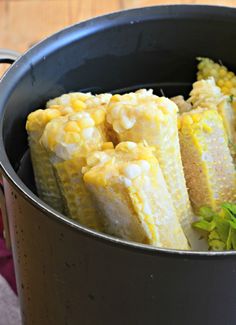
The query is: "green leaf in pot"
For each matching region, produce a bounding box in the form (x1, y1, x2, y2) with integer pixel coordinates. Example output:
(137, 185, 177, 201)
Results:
(192, 202, 236, 251)
(221, 202, 236, 217)
(192, 219, 216, 232)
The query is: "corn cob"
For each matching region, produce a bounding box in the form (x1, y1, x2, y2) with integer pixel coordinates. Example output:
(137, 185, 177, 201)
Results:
(178, 108, 236, 211)
(197, 57, 236, 96)
(26, 92, 111, 212)
(26, 108, 65, 212)
(106, 89, 195, 245)
(83, 142, 189, 249)
(171, 95, 192, 113)
(40, 110, 109, 230)
(188, 77, 236, 145)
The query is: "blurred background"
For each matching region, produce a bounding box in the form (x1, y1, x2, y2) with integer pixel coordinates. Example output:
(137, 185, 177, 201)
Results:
(0, 0, 235, 53)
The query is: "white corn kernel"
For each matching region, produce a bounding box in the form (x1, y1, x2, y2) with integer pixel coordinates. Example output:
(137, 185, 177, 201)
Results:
(60, 94, 71, 105)
(118, 176, 132, 187)
(87, 152, 109, 167)
(120, 115, 136, 130)
(111, 105, 121, 119)
(61, 107, 74, 114)
(143, 201, 152, 215)
(123, 164, 142, 179)
(124, 142, 137, 150)
(138, 160, 150, 172)
(113, 120, 124, 133)
(82, 127, 94, 139)
(79, 117, 95, 128)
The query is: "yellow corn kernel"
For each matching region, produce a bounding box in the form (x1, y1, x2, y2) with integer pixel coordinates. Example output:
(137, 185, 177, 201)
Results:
(102, 142, 114, 150)
(177, 118, 181, 130)
(202, 123, 212, 133)
(64, 132, 81, 144)
(77, 117, 95, 129)
(182, 115, 193, 125)
(71, 98, 87, 111)
(91, 109, 106, 124)
(64, 121, 80, 133)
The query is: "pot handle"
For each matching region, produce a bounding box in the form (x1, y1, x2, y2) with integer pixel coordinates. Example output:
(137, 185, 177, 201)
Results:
(0, 48, 20, 64)
(0, 48, 20, 249)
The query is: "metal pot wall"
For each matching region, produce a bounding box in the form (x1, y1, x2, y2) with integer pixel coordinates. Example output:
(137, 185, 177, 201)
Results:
(0, 5, 236, 325)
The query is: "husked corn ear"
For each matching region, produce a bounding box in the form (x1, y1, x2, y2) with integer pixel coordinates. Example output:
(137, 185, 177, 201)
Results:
(188, 77, 236, 145)
(40, 111, 108, 229)
(47, 92, 112, 115)
(26, 108, 65, 212)
(106, 89, 195, 245)
(171, 95, 192, 113)
(178, 108, 236, 211)
(83, 142, 189, 249)
(197, 57, 236, 96)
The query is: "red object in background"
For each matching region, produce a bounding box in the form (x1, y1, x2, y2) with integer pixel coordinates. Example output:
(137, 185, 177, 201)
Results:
(0, 213, 17, 294)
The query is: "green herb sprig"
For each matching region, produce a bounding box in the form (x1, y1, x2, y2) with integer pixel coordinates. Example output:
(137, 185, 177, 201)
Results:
(192, 203, 236, 250)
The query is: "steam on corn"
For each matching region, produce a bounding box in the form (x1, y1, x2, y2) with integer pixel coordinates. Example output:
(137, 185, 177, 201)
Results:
(106, 89, 195, 244)
(26, 108, 65, 212)
(188, 77, 236, 146)
(40, 109, 109, 230)
(178, 108, 236, 212)
(83, 142, 189, 249)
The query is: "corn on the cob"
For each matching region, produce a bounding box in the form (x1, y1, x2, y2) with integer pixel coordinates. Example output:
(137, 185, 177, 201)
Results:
(188, 77, 236, 145)
(26, 108, 65, 212)
(26, 92, 111, 212)
(83, 142, 189, 249)
(197, 57, 236, 96)
(178, 108, 236, 211)
(171, 95, 192, 113)
(47, 92, 112, 113)
(40, 110, 109, 229)
(106, 89, 195, 244)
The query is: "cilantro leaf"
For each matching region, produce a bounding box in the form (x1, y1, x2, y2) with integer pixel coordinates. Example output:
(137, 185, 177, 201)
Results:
(221, 202, 236, 216)
(192, 202, 236, 251)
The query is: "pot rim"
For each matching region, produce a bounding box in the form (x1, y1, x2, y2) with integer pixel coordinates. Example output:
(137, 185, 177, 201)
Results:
(0, 4, 236, 257)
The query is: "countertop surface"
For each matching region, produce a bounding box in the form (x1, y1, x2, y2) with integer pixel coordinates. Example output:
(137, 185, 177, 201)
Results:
(0, 0, 235, 53)
(0, 0, 235, 74)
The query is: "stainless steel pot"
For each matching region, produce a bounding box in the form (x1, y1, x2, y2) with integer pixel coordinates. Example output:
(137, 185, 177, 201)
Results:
(0, 5, 236, 324)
